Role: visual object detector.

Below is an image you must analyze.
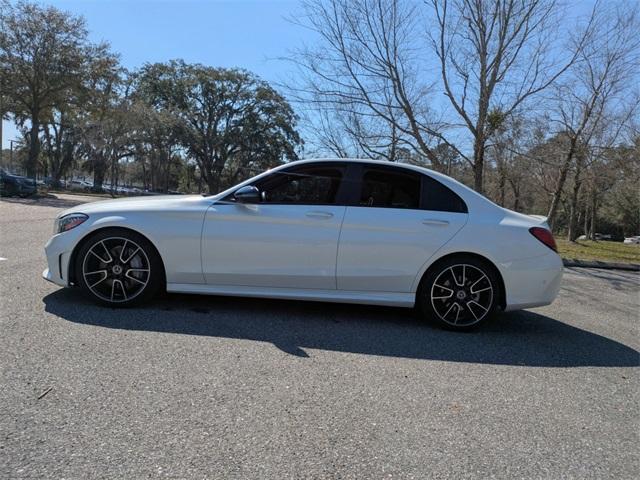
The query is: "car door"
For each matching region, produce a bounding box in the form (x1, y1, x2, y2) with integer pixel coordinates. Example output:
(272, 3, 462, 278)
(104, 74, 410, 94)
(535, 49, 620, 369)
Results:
(336, 164, 468, 292)
(201, 163, 348, 289)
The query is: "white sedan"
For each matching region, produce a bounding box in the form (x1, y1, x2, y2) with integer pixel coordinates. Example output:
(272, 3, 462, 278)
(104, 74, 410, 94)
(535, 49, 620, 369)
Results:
(43, 159, 562, 330)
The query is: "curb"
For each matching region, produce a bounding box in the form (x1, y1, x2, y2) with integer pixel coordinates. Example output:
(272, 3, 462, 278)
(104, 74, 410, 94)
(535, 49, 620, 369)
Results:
(562, 258, 640, 272)
(47, 190, 116, 199)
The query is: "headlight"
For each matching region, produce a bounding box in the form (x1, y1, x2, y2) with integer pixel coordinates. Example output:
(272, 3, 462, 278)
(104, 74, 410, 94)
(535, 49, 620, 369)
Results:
(55, 213, 88, 234)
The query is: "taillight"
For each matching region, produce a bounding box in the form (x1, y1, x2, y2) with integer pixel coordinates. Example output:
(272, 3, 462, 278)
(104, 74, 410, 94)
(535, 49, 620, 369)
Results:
(529, 227, 557, 252)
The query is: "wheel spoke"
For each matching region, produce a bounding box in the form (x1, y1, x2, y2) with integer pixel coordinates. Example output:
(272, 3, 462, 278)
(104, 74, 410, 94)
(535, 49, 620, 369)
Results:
(450, 266, 464, 287)
(119, 240, 128, 263)
(121, 246, 141, 264)
(111, 279, 127, 300)
(118, 280, 127, 300)
(100, 241, 113, 263)
(85, 269, 107, 276)
(466, 300, 488, 321)
(471, 285, 491, 294)
(89, 249, 109, 263)
(442, 302, 458, 320)
(469, 275, 490, 294)
(432, 284, 453, 299)
(125, 271, 146, 285)
(87, 270, 108, 288)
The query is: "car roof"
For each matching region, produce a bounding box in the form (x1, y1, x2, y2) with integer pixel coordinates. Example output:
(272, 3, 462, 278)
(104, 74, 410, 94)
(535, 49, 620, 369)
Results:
(282, 157, 430, 172)
(280, 158, 460, 185)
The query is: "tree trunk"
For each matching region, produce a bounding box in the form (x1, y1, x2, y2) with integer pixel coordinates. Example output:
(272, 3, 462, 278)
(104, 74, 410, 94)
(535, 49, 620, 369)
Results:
(509, 178, 521, 211)
(92, 154, 107, 192)
(93, 169, 105, 192)
(589, 194, 597, 240)
(110, 155, 119, 195)
(206, 171, 220, 195)
(583, 202, 589, 240)
(497, 166, 506, 207)
(547, 141, 577, 231)
(27, 116, 40, 178)
(142, 161, 148, 191)
(567, 158, 584, 241)
(472, 137, 485, 194)
(567, 183, 581, 241)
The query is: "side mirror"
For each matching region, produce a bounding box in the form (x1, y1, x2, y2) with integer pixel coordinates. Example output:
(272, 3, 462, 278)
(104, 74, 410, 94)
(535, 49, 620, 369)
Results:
(233, 185, 261, 204)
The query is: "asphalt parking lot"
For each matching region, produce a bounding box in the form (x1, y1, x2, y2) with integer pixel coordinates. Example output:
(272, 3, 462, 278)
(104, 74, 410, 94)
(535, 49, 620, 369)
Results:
(1, 194, 638, 479)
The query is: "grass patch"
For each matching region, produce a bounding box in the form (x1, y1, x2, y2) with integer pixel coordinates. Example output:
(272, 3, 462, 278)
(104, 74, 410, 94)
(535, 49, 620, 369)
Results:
(556, 239, 640, 264)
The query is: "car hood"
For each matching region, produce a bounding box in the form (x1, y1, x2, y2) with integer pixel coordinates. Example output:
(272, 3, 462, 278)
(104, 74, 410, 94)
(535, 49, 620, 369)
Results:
(58, 194, 206, 218)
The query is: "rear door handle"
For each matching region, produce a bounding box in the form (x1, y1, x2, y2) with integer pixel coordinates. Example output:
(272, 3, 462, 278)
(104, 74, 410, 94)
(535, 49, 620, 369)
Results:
(306, 211, 334, 219)
(422, 219, 450, 227)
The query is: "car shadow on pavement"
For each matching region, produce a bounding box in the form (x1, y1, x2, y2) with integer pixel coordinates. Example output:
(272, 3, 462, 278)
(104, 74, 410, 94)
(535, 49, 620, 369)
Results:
(43, 289, 639, 368)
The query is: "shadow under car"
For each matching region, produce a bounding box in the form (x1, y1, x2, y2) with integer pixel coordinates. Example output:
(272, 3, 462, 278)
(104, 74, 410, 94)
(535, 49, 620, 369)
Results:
(42, 288, 639, 368)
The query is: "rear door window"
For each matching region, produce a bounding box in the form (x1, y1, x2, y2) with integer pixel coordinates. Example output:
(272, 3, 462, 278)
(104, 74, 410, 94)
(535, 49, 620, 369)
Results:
(358, 167, 421, 209)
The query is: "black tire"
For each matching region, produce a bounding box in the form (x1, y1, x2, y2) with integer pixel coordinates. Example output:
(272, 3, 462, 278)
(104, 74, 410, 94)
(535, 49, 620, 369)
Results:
(417, 256, 499, 331)
(74, 228, 163, 307)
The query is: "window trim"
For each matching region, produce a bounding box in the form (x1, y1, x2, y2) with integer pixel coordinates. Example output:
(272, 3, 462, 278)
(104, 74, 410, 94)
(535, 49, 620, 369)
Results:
(222, 161, 468, 213)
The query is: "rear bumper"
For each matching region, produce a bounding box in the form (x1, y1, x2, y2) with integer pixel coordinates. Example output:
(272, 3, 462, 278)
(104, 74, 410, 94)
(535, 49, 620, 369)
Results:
(500, 252, 563, 311)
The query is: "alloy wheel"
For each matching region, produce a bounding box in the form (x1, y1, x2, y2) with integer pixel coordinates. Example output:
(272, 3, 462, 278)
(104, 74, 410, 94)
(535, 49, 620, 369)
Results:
(82, 237, 151, 303)
(430, 264, 493, 327)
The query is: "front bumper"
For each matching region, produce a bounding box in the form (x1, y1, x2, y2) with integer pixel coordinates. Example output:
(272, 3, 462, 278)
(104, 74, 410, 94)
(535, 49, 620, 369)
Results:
(42, 267, 61, 285)
(43, 229, 83, 287)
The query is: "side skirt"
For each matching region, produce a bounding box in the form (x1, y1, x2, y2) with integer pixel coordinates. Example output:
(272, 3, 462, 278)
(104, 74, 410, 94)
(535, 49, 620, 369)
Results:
(166, 283, 415, 308)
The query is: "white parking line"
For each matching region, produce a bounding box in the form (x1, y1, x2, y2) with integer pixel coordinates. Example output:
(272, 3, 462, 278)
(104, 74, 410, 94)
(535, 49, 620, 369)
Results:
(0, 257, 7, 261)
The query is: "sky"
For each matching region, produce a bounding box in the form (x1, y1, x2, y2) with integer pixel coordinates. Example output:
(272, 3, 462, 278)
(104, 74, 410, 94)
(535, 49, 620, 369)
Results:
(2, 0, 600, 150)
(2, 0, 312, 148)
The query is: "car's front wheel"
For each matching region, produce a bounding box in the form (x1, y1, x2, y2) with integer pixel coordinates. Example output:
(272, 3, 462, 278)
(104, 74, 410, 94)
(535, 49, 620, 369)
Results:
(418, 256, 499, 330)
(75, 229, 163, 307)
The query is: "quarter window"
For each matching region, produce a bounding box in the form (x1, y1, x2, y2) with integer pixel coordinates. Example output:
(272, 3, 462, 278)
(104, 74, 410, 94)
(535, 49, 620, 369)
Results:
(421, 175, 468, 213)
(258, 166, 344, 205)
(358, 168, 421, 209)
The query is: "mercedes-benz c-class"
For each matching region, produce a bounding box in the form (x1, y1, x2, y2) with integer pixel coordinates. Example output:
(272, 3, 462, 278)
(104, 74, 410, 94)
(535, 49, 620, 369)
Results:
(43, 159, 562, 330)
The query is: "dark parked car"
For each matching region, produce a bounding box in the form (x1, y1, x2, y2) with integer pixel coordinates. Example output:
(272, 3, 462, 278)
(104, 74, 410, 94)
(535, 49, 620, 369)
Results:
(0, 171, 37, 197)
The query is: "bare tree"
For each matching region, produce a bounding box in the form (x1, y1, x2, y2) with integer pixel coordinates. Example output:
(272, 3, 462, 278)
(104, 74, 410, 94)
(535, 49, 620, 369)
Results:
(428, 0, 597, 193)
(288, 0, 452, 169)
(545, 3, 640, 232)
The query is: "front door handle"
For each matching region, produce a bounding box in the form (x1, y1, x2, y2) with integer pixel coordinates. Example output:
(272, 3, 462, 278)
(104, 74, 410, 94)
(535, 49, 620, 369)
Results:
(422, 219, 450, 227)
(306, 211, 334, 219)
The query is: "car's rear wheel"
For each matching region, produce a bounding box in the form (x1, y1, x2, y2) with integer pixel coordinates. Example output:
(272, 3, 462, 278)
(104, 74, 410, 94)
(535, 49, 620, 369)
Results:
(418, 256, 499, 330)
(75, 229, 163, 307)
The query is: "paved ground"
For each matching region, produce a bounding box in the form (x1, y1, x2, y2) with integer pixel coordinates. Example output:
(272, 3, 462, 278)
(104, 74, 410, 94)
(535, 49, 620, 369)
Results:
(1, 194, 638, 479)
